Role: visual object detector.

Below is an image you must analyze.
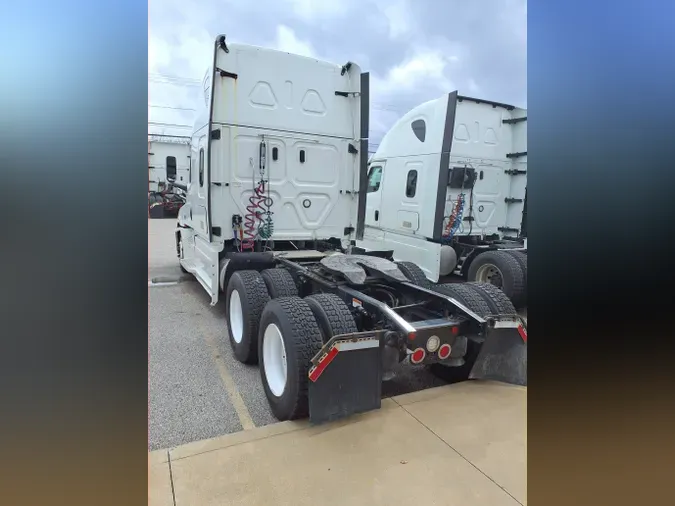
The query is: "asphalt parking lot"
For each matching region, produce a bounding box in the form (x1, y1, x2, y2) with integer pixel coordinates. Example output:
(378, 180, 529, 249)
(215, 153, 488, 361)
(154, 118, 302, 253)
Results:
(148, 218, 511, 451)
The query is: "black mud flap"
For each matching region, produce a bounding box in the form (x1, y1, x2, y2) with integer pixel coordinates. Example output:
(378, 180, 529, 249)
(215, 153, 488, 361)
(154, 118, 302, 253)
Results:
(469, 317, 527, 386)
(307, 333, 383, 424)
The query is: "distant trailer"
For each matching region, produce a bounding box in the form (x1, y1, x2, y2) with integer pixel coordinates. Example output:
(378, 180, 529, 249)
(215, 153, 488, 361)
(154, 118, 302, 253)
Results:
(148, 136, 191, 193)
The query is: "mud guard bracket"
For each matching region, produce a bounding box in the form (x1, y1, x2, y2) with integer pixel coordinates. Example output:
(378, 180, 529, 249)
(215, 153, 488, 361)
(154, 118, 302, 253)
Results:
(308, 333, 383, 424)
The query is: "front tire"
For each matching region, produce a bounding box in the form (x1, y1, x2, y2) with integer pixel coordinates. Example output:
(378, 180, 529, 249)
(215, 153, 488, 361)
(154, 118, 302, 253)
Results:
(258, 297, 323, 421)
(177, 237, 189, 273)
(226, 270, 270, 364)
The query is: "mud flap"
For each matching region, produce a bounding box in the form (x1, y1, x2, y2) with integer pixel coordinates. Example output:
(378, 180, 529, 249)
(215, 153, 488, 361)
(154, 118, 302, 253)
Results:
(469, 317, 527, 386)
(307, 333, 383, 424)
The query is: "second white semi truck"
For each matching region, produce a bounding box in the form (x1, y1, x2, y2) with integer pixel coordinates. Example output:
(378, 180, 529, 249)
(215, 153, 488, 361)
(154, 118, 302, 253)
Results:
(357, 94, 527, 308)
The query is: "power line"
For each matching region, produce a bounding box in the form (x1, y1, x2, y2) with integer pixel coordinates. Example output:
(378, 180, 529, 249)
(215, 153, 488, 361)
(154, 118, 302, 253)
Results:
(149, 81, 201, 89)
(148, 121, 193, 129)
(149, 79, 202, 89)
(149, 104, 197, 112)
(149, 73, 203, 89)
(148, 133, 191, 140)
(149, 72, 202, 84)
(372, 104, 405, 113)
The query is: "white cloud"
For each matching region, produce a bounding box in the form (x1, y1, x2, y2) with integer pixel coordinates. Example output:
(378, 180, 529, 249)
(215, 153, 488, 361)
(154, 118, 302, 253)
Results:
(379, 0, 415, 38)
(148, 34, 171, 74)
(172, 27, 214, 78)
(372, 49, 454, 98)
(274, 25, 316, 58)
(282, 0, 348, 23)
(467, 78, 481, 95)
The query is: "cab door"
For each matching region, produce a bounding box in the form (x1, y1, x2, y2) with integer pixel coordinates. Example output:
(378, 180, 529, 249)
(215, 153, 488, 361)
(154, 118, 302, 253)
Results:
(364, 162, 385, 230)
(192, 132, 209, 239)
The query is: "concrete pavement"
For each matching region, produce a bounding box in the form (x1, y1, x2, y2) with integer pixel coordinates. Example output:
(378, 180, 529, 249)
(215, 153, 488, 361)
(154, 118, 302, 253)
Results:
(149, 217, 187, 283)
(149, 381, 526, 506)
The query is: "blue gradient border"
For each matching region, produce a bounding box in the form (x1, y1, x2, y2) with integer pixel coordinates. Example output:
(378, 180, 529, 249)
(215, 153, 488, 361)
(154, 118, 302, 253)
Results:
(1, 1, 674, 504)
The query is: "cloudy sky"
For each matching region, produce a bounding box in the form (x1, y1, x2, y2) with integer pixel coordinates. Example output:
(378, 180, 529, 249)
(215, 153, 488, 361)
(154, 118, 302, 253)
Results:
(148, 0, 526, 151)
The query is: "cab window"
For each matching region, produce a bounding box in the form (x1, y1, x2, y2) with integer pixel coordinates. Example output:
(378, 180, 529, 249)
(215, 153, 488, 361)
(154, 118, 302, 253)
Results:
(367, 166, 383, 193)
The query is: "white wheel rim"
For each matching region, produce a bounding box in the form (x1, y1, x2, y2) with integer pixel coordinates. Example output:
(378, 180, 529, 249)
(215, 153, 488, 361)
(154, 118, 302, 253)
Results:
(229, 290, 244, 344)
(475, 264, 503, 286)
(263, 323, 287, 397)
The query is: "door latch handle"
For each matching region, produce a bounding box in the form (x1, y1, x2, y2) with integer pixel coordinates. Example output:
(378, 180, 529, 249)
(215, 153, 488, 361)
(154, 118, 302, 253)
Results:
(375, 210, 379, 221)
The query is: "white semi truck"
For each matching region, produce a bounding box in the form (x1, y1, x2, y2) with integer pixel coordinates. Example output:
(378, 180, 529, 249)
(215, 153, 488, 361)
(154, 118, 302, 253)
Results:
(357, 95, 527, 309)
(148, 137, 191, 192)
(148, 136, 191, 217)
(176, 36, 527, 424)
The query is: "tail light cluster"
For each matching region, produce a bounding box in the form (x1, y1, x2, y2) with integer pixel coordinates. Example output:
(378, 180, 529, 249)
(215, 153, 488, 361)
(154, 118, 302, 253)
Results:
(410, 333, 455, 365)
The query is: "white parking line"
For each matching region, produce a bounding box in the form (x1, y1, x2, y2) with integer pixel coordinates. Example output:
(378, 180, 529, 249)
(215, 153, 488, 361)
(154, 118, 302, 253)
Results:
(149, 281, 180, 287)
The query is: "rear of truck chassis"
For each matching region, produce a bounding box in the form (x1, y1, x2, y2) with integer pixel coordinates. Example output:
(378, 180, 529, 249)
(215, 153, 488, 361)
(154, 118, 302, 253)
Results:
(176, 38, 528, 425)
(222, 253, 528, 425)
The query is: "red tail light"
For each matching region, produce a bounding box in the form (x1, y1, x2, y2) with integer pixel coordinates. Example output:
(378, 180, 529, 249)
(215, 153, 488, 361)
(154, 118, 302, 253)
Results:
(410, 348, 426, 364)
(438, 344, 452, 360)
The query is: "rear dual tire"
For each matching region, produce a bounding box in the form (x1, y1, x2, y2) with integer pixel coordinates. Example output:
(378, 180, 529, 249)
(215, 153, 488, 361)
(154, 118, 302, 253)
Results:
(430, 281, 518, 383)
(305, 293, 358, 344)
(224, 272, 315, 420)
(396, 260, 433, 305)
(467, 281, 517, 315)
(258, 297, 324, 421)
(396, 261, 432, 290)
(226, 270, 271, 364)
(261, 268, 298, 298)
(226, 268, 299, 365)
(430, 283, 493, 383)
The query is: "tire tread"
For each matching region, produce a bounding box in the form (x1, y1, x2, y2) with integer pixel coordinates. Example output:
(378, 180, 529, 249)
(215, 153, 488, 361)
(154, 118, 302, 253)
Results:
(433, 283, 492, 317)
(465, 281, 517, 316)
(261, 268, 298, 298)
(227, 270, 270, 364)
(396, 261, 432, 289)
(305, 293, 357, 342)
(260, 297, 323, 420)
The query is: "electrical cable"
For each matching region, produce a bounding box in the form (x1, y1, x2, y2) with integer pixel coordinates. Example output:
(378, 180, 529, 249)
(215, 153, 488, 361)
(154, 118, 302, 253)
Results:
(442, 165, 470, 242)
(242, 181, 266, 251)
(242, 138, 275, 251)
